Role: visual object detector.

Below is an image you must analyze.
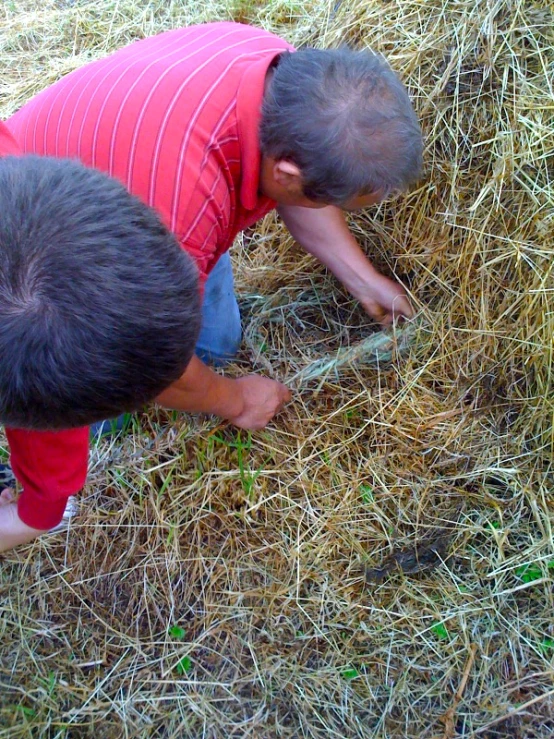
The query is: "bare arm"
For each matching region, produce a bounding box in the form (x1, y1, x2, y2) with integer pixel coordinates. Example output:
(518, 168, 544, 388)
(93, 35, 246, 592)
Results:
(156, 355, 291, 430)
(278, 204, 413, 325)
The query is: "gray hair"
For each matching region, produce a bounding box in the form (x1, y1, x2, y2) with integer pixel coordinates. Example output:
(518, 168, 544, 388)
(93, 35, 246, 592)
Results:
(260, 47, 423, 205)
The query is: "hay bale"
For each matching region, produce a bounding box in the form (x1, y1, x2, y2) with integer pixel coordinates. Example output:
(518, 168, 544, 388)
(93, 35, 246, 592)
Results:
(1, 1, 553, 737)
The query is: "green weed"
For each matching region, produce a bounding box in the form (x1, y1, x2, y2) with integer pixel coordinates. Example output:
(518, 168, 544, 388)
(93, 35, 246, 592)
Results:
(176, 656, 192, 675)
(168, 625, 186, 640)
(516, 561, 554, 583)
(430, 622, 450, 640)
(342, 667, 359, 680)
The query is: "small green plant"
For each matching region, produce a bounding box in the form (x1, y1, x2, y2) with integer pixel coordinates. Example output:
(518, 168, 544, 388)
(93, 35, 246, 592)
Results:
(342, 667, 359, 680)
(195, 445, 209, 480)
(344, 408, 360, 421)
(235, 432, 263, 497)
(175, 656, 192, 675)
(91, 413, 134, 445)
(516, 561, 554, 583)
(166, 523, 176, 546)
(38, 671, 57, 697)
(430, 622, 450, 640)
(16, 705, 36, 718)
(158, 466, 176, 496)
(360, 484, 374, 504)
(538, 638, 554, 655)
(168, 625, 186, 640)
(168, 625, 191, 674)
(211, 430, 266, 497)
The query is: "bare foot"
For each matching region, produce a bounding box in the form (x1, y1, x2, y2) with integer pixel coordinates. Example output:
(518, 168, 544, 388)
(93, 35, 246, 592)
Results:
(0, 487, 15, 505)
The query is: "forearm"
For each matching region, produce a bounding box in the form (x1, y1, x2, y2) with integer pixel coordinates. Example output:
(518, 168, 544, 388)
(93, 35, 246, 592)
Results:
(278, 204, 380, 300)
(155, 355, 243, 419)
(156, 356, 291, 431)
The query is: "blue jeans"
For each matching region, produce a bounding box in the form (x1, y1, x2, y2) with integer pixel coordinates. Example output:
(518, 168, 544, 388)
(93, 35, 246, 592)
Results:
(91, 252, 240, 436)
(195, 251, 241, 366)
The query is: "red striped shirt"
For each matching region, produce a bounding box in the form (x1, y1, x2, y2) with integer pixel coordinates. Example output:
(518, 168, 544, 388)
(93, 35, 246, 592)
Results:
(2, 23, 293, 529)
(8, 22, 292, 281)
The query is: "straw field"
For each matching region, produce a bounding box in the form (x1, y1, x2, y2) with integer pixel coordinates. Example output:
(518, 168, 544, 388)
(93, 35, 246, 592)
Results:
(1, 0, 553, 736)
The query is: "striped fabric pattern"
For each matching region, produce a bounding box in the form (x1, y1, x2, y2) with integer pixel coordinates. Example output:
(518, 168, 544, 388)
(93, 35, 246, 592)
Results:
(8, 22, 291, 280)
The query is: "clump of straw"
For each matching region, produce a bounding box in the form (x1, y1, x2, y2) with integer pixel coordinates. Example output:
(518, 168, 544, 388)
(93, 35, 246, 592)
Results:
(289, 319, 422, 386)
(1, 1, 553, 737)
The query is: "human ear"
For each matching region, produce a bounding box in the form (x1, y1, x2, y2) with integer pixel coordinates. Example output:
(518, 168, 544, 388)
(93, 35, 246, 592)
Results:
(272, 160, 303, 192)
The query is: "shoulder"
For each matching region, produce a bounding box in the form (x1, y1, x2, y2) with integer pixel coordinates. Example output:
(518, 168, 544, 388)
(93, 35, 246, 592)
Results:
(178, 22, 293, 60)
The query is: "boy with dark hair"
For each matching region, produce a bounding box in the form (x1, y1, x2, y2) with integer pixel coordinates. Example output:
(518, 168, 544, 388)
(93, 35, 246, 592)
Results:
(1, 22, 422, 552)
(0, 137, 203, 549)
(0, 155, 201, 431)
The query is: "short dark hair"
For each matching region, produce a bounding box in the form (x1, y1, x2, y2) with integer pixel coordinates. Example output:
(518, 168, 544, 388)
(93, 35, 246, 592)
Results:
(260, 47, 423, 205)
(0, 155, 201, 430)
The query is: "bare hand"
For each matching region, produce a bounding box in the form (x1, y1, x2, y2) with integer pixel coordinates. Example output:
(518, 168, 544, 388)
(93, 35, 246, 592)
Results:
(226, 375, 291, 430)
(0, 488, 48, 553)
(358, 273, 413, 326)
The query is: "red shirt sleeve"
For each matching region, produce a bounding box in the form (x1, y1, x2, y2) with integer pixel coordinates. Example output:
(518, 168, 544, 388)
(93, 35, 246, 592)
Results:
(6, 428, 90, 529)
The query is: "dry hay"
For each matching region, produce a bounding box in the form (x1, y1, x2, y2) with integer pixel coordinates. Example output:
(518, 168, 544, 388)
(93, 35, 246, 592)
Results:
(1, 1, 553, 737)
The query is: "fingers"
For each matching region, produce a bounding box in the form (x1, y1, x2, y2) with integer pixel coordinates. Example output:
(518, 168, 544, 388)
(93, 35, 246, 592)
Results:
(230, 376, 292, 430)
(361, 273, 414, 326)
(279, 383, 292, 405)
(392, 294, 414, 320)
(376, 295, 414, 326)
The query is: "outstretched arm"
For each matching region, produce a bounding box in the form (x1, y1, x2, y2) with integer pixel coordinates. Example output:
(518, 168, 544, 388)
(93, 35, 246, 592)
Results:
(156, 355, 291, 431)
(278, 204, 413, 325)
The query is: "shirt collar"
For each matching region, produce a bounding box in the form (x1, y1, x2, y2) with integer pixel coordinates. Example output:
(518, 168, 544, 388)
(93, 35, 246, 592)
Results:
(236, 52, 282, 211)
